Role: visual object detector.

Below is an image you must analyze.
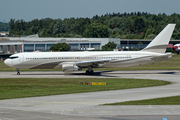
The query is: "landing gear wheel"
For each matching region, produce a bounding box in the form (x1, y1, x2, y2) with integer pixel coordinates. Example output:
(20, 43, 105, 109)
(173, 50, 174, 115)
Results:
(86, 70, 90, 75)
(86, 67, 94, 75)
(90, 70, 94, 75)
(17, 72, 20, 75)
(16, 68, 20, 75)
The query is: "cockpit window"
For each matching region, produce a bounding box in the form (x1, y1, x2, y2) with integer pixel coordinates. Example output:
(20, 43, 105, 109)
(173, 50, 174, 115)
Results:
(8, 56, 19, 59)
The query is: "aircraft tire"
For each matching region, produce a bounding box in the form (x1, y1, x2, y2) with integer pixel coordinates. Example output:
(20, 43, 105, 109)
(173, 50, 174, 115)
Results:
(90, 70, 94, 75)
(86, 70, 90, 75)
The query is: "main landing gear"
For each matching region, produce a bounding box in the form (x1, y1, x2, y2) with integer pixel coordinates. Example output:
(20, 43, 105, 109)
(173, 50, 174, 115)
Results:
(86, 67, 94, 75)
(16, 68, 20, 75)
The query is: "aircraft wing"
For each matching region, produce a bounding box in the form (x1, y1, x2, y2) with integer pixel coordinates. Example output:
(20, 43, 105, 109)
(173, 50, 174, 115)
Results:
(76, 59, 111, 68)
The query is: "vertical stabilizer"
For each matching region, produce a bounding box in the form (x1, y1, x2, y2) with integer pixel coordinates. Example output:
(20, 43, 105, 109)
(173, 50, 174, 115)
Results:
(141, 24, 176, 53)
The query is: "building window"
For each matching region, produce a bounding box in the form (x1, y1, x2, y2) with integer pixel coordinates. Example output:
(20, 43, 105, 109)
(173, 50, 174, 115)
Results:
(14, 45, 17, 53)
(91, 43, 100, 50)
(24, 44, 34, 52)
(80, 43, 89, 50)
(35, 44, 45, 51)
(69, 44, 78, 50)
(7, 45, 10, 53)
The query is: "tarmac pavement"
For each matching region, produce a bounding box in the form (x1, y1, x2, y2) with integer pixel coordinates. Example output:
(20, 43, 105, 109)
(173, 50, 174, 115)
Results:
(0, 70, 180, 120)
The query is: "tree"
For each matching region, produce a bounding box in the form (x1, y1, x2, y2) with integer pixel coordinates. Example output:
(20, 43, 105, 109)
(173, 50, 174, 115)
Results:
(9, 19, 15, 34)
(7, 13, 180, 39)
(132, 17, 145, 34)
(39, 28, 48, 37)
(53, 19, 65, 35)
(172, 33, 180, 39)
(83, 23, 109, 38)
(50, 43, 71, 51)
(108, 17, 123, 29)
(144, 26, 155, 38)
(101, 42, 117, 51)
(146, 34, 156, 39)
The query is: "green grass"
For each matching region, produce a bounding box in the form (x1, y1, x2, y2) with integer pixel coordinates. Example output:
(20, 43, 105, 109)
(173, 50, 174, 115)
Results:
(1, 54, 180, 71)
(0, 78, 170, 100)
(104, 96, 180, 105)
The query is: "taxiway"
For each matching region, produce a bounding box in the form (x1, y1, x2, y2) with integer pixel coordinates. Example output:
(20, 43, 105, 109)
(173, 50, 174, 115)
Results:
(0, 70, 180, 120)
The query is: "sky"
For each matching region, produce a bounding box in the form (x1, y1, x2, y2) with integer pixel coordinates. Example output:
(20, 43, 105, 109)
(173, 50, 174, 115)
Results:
(0, 0, 180, 22)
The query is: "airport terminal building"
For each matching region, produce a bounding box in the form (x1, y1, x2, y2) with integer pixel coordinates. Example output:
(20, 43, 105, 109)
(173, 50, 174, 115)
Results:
(0, 37, 120, 59)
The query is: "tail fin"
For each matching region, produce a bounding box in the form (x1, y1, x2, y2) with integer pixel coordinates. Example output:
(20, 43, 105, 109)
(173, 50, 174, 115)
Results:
(141, 24, 176, 53)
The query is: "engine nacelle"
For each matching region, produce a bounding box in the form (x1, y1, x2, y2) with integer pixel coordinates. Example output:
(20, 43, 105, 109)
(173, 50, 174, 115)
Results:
(62, 63, 79, 73)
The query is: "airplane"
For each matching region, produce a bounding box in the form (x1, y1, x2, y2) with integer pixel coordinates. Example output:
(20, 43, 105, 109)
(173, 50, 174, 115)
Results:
(173, 43, 180, 54)
(4, 24, 176, 75)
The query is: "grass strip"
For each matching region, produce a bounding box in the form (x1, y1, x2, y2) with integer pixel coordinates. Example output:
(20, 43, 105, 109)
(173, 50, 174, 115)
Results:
(104, 96, 180, 105)
(0, 78, 170, 100)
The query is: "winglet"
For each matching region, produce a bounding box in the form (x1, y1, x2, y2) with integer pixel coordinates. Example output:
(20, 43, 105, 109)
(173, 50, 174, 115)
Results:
(141, 24, 176, 53)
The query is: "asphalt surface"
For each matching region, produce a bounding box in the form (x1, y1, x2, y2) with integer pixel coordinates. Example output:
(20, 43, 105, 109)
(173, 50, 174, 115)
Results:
(0, 70, 180, 120)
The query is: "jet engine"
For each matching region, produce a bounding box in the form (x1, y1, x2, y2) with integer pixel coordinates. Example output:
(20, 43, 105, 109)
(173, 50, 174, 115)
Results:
(62, 63, 80, 72)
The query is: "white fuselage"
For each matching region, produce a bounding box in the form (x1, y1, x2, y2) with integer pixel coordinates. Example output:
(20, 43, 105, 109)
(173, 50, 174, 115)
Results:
(4, 51, 171, 69)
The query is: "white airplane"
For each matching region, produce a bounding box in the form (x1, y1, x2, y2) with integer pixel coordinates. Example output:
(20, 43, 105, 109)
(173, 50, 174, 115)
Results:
(4, 24, 175, 75)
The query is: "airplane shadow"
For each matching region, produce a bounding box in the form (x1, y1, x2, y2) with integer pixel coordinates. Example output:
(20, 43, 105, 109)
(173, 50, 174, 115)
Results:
(73, 71, 176, 77)
(14, 70, 176, 78)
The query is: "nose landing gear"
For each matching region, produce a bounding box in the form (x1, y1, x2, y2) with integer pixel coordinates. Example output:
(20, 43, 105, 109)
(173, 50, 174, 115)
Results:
(16, 68, 20, 75)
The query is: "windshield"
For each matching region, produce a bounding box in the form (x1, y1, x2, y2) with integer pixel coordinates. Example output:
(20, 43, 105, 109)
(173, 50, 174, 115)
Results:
(8, 56, 19, 59)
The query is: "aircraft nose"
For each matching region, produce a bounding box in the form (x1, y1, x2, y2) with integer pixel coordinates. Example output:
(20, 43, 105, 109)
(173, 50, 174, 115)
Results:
(4, 59, 11, 66)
